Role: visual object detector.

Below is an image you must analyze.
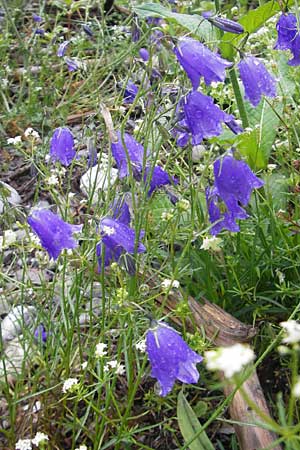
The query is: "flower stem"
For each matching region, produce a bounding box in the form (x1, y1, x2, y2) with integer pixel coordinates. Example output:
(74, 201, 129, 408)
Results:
(229, 67, 249, 128)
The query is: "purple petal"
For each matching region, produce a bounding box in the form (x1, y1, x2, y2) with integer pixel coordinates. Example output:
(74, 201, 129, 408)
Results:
(123, 80, 138, 104)
(174, 37, 232, 89)
(146, 322, 203, 396)
(32, 14, 43, 23)
(144, 166, 177, 196)
(139, 48, 150, 61)
(50, 127, 76, 166)
(238, 56, 277, 107)
(66, 58, 79, 72)
(111, 132, 146, 178)
(100, 217, 146, 254)
(57, 40, 70, 57)
(28, 209, 82, 260)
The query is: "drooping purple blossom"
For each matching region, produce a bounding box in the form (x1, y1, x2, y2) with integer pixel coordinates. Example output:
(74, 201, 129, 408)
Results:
(32, 13, 43, 23)
(131, 17, 141, 42)
(146, 321, 203, 396)
(50, 127, 76, 166)
(34, 324, 48, 343)
(83, 24, 93, 37)
(111, 132, 176, 195)
(274, 13, 300, 66)
(28, 209, 83, 259)
(139, 48, 150, 61)
(57, 40, 70, 57)
(206, 155, 264, 235)
(65, 58, 79, 72)
(34, 28, 45, 36)
(173, 90, 235, 147)
(123, 80, 139, 104)
(174, 37, 232, 90)
(238, 56, 277, 107)
(96, 203, 145, 270)
(225, 118, 243, 135)
(202, 11, 244, 34)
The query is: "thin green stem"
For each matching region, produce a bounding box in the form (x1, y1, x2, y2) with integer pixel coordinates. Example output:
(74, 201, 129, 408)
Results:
(229, 67, 249, 128)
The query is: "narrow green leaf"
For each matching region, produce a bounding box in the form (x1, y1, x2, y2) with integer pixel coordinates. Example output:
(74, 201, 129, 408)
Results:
(134, 3, 216, 41)
(177, 391, 215, 450)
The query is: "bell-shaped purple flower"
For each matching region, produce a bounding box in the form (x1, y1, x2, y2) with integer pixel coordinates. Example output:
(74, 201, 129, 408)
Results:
(50, 127, 76, 166)
(28, 209, 83, 259)
(66, 58, 79, 72)
(83, 24, 94, 37)
(173, 91, 234, 147)
(174, 37, 232, 90)
(32, 13, 43, 23)
(111, 132, 146, 178)
(274, 13, 300, 66)
(34, 324, 48, 343)
(96, 212, 146, 270)
(139, 48, 150, 61)
(57, 40, 70, 57)
(123, 80, 138, 104)
(145, 166, 177, 196)
(146, 321, 203, 396)
(238, 56, 277, 107)
(206, 155, 264, 235)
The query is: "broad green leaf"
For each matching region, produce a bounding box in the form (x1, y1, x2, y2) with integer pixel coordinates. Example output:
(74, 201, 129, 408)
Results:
(134, 3, 216, 41)
(276, 53, 296, 97)
(220, 1, 281, 59)
(177, 391, 215, 450)
(237, 99, 283, 169)
(264, 173, 289, 211)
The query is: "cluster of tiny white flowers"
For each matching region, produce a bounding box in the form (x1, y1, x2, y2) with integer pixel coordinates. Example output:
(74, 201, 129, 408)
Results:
(205, 344, 255, 379)
(24, 128, 40, 140)
(135, 339, 146, 353)
(104, 360, 125, 375)
(81, 361, 88, 370)
(7, 136, 22, 145)
(15, 432, 48, 450)
(46, 174, 59, 186)
(95, 342, 108, 357)
(201, 236, 223, 252)
(62, 377, 79, 393)
(280, 320, 300, 344)
(161, 279, 180, 290)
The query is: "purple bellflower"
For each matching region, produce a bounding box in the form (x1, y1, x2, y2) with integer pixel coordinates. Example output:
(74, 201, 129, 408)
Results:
(139, 48, 150, 61)
(146, 321, 203, 396)
(35, 28, 45, 36)
(173, 90, 235, 147)
(57, 40, 70, 57)
(202, 11, 244, 34)
(111, 132, 177, 195)
(123, 80, 139, 104)
(66, 58, 79, 72)
(28, 209, 83, 260)
(274, 13, 300, 66)
(83, 24, 94, 37)
(96, 201, 145, 270)
(206, 155, 264, 235)
(174, 37, 232, 90)
(32, 13, 43, 23)
(34, 324, 48, 343)
(238, 56, 277, 107)
(50, 127, 76, 166)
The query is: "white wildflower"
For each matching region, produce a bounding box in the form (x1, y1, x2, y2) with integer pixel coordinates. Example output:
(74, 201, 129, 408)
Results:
(24, 128, 40, 139)
(201, 236, 222, 252)
(102, 225, 115, 236)
(81, 361, 88, 370)
(267, 164, 277, 172)
(15, 439, 32, 450)
(75, 445, 88, 450)
(105, 360, 125, 375)
(161, 211, 173, 221)
(31, 432, 49, 446)
(7, 136, 22, 145)
(62, 377, 79, 393)
(205, 344, 255, 379)
(135, 339, 146, 353)
(47, 174, 59, 186)
(280, 320, 300, 344)
(95, 342, 108, 358)
(161, 279, 180, 290)
(292, 378, 300, 397)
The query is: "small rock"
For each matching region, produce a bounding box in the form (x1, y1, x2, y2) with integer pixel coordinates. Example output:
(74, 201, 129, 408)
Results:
(0, 181, 21, 213)
(192, 145, 206, 162)
(1, 305, 36, 343)
(80, 158, 118, 203)
(0, 336, 30, 381)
